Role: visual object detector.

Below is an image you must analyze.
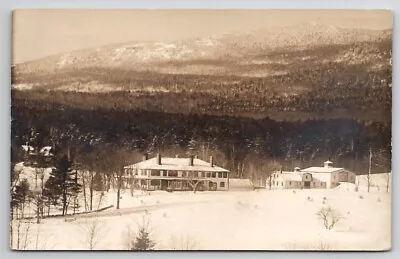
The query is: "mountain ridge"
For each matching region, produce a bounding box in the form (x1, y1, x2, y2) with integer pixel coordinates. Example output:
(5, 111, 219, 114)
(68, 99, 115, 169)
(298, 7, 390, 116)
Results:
(11, 23, 392, 120)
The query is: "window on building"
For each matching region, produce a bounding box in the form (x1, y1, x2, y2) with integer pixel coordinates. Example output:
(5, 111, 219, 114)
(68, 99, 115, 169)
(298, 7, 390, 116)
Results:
(160, 170, 164, 176)
(224, 172, 228, 178)
(281, 182, 283, 186)
(212, 172, 216, 178)
(220, 182, 225, 188)
(150, 180, 160, 186)
(289, 181, 292, 186)
(182, 171, 187, 177)
(168, 171, 178, 177)
(199, 172, 203, 178)
(151, 170, 160, 177)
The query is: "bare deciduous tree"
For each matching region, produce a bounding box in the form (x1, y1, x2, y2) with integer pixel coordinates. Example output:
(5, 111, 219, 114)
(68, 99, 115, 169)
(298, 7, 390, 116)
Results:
(80, 217, 108, 250)
(168, 234, 199, 250)
(386, 171, 391, 193)
(184, 171, 201, 193)
(13, 220, 32, 250)
(316, 206, 342, 230)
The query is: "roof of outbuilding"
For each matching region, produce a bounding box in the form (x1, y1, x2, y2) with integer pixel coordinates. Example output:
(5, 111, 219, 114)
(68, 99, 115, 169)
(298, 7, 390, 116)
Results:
(274, 171, 303, 181)
(300, 167, 344, 173)
(124, 157, 229, 172)
(21, 145, 53, 156)
(281, 174, 303, 181)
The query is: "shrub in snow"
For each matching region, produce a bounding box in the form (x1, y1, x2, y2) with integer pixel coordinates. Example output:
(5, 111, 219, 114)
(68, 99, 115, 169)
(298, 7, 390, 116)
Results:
(168, 234, 199, 250)
(162, 212, 167, 218)
(354, 186, 359, 192)
(377, 198, 381, 202)
(323, 197, 327, 201)
(64, 217, 77, 222)
(316, 206, 341, 230)
(292, 190, 296, 194)
(322, 201, 326, 205)
(359, 195, 364, 199)
(307, 196, 313, 202)
(317, 240, 334, 250)
(156, 200, 160, 204)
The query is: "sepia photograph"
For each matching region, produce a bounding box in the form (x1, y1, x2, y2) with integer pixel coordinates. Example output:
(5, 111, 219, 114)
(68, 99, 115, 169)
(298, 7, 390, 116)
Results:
(10, 9, 392, 251)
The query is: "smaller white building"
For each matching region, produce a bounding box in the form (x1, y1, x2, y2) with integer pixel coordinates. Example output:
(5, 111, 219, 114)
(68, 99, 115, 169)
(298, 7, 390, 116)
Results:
(270, 167, 326, 190)
(300, 161, 356, 189)
(269, 161, 356, 190)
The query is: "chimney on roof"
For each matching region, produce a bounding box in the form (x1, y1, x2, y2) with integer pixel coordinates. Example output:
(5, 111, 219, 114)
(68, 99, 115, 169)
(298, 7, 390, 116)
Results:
(143, 153, 148, 161)
(189, 155, 194, 166)
(324, 161, 333, 168)
(294, 167, 300, 172)
(210, 156, 214, 167)
(157, 153, 161, 165)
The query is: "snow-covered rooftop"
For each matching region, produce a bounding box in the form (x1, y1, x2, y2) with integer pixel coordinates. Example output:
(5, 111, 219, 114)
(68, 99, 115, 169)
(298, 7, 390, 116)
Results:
(21, 145, 53, 156)
(275, 172, 303, 181)
(300, 167, 344, 173)
(124, 156, 229, 172)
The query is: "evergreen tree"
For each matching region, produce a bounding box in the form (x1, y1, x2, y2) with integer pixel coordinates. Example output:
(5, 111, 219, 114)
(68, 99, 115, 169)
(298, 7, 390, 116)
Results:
(44, 151, 81, 216)
(130, 227, 155, 251)
(13, 179, 30, 218)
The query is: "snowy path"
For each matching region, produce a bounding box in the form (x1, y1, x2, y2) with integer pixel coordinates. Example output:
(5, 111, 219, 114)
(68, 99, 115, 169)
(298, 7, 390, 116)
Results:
(74, 195, 230, 219)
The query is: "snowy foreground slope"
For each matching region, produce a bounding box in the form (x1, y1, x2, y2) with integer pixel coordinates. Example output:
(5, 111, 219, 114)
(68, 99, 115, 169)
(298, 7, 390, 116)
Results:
(11, 174, 391, 251)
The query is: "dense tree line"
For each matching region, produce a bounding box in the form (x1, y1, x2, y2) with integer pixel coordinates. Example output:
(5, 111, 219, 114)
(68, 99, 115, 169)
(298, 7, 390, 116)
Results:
(11, 85, 391, 123)
(11, 96, 391, 180)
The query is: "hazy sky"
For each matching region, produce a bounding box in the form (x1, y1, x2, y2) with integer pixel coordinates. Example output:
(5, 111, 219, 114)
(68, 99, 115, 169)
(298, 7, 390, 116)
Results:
(12, 9, 392, 64)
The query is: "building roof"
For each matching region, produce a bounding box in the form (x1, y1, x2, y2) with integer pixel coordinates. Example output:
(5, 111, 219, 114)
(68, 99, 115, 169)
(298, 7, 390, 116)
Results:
(280, 173, 303, 182)
(274, 171, 303, 181)
(124, 157, 229, 172)
(300, 167, 344, 173)
(21, 145, 53, 157)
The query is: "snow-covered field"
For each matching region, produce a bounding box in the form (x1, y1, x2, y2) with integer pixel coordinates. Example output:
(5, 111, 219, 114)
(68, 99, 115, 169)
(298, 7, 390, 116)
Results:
(11, 174, 391, 251)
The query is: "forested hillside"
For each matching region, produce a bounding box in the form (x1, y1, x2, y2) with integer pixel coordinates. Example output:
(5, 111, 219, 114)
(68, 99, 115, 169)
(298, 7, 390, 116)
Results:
(11, 24, 392, 179)
(12, 95, 391, 179)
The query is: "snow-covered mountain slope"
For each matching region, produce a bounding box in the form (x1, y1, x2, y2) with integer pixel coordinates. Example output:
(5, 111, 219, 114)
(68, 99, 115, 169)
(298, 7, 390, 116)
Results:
(13, 23, 391, 76)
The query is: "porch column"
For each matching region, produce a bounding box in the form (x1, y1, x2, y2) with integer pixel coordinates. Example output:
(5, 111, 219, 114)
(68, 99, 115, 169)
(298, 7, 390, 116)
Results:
(227, 173, 230, 191)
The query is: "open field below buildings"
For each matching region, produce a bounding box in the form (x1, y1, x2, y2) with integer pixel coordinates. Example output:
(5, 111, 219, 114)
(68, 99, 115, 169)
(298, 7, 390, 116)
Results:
(11, 174, 391, 251)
